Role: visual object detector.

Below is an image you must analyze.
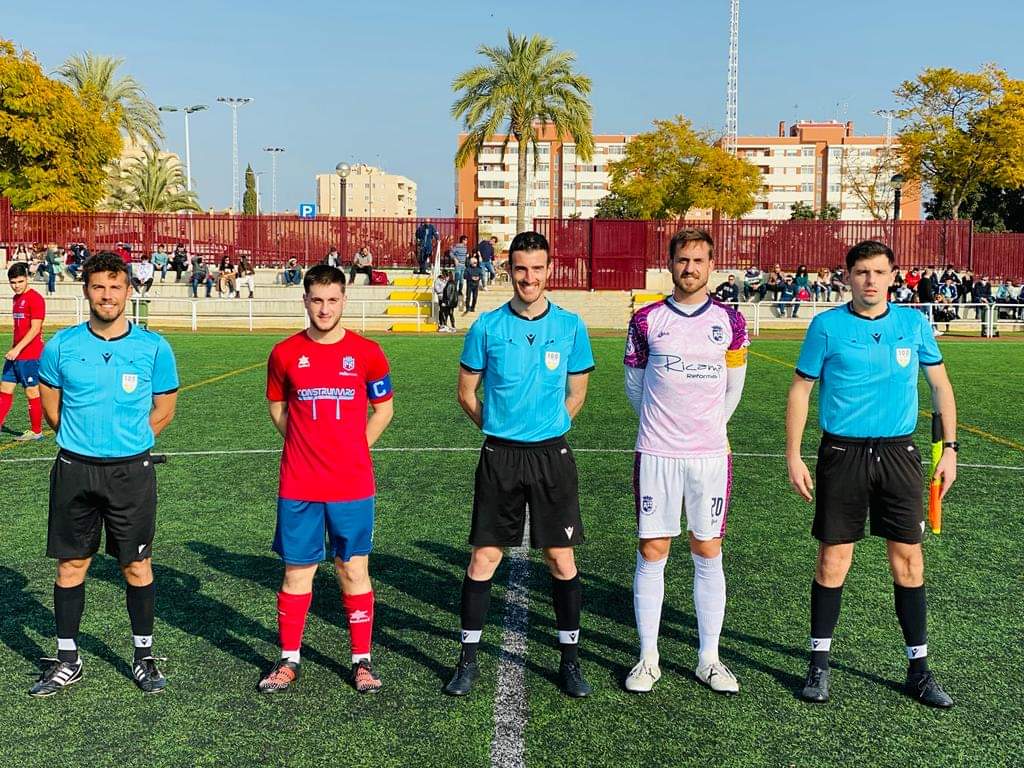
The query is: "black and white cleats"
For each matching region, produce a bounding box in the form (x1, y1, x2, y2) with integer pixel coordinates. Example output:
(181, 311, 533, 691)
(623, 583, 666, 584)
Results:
(29, 657, 83, 697)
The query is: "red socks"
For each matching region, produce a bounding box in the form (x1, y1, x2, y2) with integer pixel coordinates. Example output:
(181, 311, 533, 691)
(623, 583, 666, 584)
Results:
(277, 591, 312, 661)
(343, 591, 375, 662)
(28, 397, 42, 434)
(0, 392, 12, 428)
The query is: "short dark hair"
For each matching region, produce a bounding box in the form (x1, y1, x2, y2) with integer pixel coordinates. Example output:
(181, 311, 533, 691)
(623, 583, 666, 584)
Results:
(845, 240, 894, 271)
(459, 235, 468, 243)
(668, 228, 714, 262)
(7, 262, 29, 280)
(303, 264, 346, 293)
(82, 252, 130, 285)
(508, 231, 550, 265)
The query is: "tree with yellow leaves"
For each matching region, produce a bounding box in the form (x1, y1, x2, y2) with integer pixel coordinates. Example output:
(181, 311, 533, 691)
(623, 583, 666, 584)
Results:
(896, 65, 1024, 220)
(607, 116, 761, 219)
(0, 40, 122, 211)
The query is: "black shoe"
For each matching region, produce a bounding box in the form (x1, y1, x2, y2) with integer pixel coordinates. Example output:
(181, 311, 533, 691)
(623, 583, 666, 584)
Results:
(559, 660, 591, 698)
(258, 659, 300, 694)
(132, 656, 167, 694)
(800, 663, 830, 703)
(29, 657, 83, 697)
(905, 670, 954, 709)
(443, 659, 479, 696)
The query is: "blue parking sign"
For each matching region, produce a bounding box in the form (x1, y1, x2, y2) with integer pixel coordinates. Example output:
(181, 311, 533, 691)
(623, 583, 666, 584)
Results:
(298, 203, 317, 219)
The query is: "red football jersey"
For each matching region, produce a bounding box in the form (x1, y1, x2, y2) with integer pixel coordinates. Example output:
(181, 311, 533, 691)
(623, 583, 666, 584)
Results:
(12, 288, 45, 360)
(267, 330, 393, 502)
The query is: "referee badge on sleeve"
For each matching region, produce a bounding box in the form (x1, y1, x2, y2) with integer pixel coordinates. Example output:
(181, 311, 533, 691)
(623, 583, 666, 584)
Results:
(121, 373, 138, 393)
(895, 348, 912, 368)
(545, 351, 560, 370)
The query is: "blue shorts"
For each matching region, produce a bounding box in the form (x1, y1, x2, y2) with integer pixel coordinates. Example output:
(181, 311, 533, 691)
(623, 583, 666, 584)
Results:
(273, 496, 375, 564)
(2, 359, 40, 387)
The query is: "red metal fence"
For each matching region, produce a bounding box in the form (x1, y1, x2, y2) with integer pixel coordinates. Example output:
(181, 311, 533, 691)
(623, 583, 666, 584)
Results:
(0, 199, 476, 268)
(1, 196, 1021, 289)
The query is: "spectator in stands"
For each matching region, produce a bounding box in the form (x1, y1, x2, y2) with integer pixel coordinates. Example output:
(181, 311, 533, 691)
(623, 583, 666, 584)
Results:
(349, 246, 373, 284)
(66, 243, 86, 281)
(1014, 281, 1024, 320)
(464, 255, 484, 313)
(191, 256, 214, 298)
(767, 263, 784, 301)
(941, 264, 959, 285)
(905, 267, 921, 297)
(714, 274, 740, 305)
(152, 245, 169, 282)
(742, 266, 764, 301)
(432, 268, 447, 323)
(451, 235, 469, 297)
(927, 265, 941, 297)
(939, 276, 959, 319)
(894, 283, 914, 303)
(218, 256, 237, 297)
(918, 268, 936, 307)
(173, 243, 189, 281)
(13, 244, 29, 264)
(436, 270, 458, 332)
(973, 274, 993, 320)
(325, 247, 340, 268)
(237, 256, 256, 299)
(283, 258, 302, 286)
(813, 267, 830, 300)
(794, 264, 810, 299)
(415, 220, 439, 274)
(829, 266, 846, 302)
(476, 235, 498, 289)
(132, 253, 155, 296)
(778, 275, 797, 317)
(959, 270, 973, 307)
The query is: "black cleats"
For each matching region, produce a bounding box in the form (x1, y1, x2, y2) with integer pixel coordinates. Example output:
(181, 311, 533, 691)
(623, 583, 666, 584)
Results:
(132, 656, 168, 694)
(558, 660, 591, 698)
(800, 663, 830, 704)
(29, 657, 83, 697)
(443, 659, 479, 696)
(905, 670, 954, 709)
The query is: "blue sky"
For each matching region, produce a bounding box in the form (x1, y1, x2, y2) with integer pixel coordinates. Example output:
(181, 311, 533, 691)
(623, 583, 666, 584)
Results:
(8, 0, 1024, 216)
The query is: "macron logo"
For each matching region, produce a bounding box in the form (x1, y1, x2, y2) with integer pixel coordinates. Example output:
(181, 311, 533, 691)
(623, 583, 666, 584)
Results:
(564, 526, 574, 539)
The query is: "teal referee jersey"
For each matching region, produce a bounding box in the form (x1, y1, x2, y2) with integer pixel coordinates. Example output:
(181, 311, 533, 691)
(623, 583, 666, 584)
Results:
(39, 323, 179, 458)
(460, 301, 595, 442)
(795, 303, 942, 438)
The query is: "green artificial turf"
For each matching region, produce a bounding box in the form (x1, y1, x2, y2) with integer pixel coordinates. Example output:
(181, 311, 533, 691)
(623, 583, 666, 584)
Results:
(0, 331, 1020, 767)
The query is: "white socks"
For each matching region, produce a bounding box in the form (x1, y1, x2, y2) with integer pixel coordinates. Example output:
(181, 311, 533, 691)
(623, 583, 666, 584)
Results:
(633, 551, 666, 660)
(692, 552, 726, 668)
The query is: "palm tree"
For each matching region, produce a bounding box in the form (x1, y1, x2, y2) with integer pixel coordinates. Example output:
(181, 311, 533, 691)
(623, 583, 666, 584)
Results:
(105, 147, 200, 212)
(453, 31, 594, 233)
(56, 52, 164, 147)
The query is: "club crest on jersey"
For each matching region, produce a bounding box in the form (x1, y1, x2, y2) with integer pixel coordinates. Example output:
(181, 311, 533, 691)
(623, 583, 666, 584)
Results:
(641, 495, 655, 515)
(121, 373, 138, 394)
(545, 350, 560, 370)
(710, 325, 725, 343)
(895, 348, 912, 367)
(342, 355, 355, 372)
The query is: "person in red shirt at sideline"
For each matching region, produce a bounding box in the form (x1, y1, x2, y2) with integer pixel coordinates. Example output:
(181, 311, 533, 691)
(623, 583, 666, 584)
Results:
(905, 267, 921, 295)
(1, 262, 46, 440)
(258, 264, 394, 695)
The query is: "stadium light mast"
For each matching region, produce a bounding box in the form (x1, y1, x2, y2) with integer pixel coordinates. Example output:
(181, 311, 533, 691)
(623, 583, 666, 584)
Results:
(725, 0, 740, 155)
(263, 146, 286, 214)
(217, 97, 253, 212)
(158, 104, 207, 193)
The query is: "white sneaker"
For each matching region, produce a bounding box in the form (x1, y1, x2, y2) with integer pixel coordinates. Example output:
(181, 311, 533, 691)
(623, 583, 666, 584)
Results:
(696, 661, 739, 694)
(624, 656, 661, 693)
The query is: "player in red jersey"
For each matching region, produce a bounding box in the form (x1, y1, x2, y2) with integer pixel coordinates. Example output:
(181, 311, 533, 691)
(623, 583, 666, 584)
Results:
(258, 265, 394, 695)
(1, 262, 46, 441)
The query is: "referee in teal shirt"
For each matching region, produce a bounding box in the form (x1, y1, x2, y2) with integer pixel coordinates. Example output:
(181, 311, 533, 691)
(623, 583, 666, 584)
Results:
(444, 231, 595, 699)
(31, 252, 179, 698)
(786, 240, 958, 709)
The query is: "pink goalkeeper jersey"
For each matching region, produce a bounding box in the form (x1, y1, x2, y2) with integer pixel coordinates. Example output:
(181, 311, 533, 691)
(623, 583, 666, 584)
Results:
(624, 296, 749, 458)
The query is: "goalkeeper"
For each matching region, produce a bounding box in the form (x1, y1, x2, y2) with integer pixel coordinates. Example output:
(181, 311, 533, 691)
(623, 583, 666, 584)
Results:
(784, 240, 958, 709)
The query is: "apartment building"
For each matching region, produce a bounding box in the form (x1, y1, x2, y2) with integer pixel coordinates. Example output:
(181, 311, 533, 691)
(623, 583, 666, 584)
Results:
(732, 120, 920, 221)
(315, 166, 417, 218)
(455, 123, 631, 244)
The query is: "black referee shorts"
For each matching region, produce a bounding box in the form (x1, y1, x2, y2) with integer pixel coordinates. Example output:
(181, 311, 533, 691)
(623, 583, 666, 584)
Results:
(47, 449, 158, 565)
(813, 433, 925, 545)
(470, 435, 583, 549)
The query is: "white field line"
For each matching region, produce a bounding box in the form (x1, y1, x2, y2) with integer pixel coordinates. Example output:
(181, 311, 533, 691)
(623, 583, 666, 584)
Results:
(490, 508, 531, 768)
(0, 448, 1020, 472)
